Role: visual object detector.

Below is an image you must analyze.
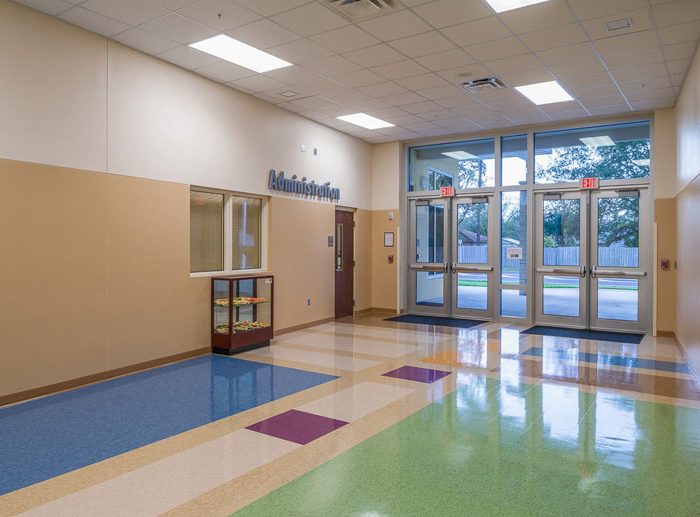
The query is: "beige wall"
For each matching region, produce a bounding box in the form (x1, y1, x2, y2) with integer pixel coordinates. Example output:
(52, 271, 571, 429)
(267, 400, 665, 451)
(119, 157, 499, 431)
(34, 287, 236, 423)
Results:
(652, 108, 678, 199)
(372, 210, 399, 311)
(372, 143, 401, 210)
(355, 209, 373, 312)
(654, 198, 677, 333)
(676, 42, 700, 193)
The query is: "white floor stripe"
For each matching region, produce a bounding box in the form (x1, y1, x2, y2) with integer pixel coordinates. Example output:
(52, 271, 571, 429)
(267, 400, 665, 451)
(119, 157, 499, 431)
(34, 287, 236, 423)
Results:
(21, 430, 298, 517)
(274, 332, 418, 358)
(296, 382, 414, 422)
(245, 345, 381, 372)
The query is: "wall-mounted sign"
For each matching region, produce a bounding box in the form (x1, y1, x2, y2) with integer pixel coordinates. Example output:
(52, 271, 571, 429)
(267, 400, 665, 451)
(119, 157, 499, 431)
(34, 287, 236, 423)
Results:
(384, 232, 394, 247)
(506, 247, 522, 260)
(268, 169, 341, 201)
(440, 185, 456, 197)
(580, 177, 599, 189)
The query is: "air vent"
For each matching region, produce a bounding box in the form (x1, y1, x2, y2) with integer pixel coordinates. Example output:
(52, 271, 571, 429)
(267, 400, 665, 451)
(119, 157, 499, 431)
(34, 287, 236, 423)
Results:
(605, 18, 632, 32)
(325, 0, 399, 21)
(461, 77, 506, 94)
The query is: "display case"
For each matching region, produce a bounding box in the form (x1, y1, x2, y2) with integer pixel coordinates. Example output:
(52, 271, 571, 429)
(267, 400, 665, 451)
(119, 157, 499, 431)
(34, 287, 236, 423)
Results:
(211, 275, 273, 355)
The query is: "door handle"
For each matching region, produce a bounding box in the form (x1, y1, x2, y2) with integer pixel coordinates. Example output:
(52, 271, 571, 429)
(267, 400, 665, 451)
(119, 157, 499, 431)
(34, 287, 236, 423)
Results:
(580, 265, 587, 278)
(454, 265, 494, 272)
(536, 267, 579, 274)
(592, 267, 647, 277)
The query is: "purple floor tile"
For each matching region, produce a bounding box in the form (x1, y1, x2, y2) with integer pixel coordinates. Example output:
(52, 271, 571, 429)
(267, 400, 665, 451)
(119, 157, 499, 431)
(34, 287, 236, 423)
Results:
(383, 365, 451, 384)
(246, 409, 348, 445)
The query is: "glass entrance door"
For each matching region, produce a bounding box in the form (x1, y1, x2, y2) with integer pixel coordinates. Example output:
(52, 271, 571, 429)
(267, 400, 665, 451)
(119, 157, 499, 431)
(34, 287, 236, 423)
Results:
(408, 196, 495, 318)
(409, 199, 450, 316)
(452, 196, 495, 319)
(534, 189, 649, 331)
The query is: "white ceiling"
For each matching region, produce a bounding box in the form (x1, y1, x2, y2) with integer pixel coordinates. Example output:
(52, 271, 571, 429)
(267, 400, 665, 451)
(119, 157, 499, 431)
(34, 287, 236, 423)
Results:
(14, 0, 700, 143)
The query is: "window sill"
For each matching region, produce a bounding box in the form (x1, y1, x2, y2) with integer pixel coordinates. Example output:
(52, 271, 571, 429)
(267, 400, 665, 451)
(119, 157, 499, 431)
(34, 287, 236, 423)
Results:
(190, 268, 268, 279)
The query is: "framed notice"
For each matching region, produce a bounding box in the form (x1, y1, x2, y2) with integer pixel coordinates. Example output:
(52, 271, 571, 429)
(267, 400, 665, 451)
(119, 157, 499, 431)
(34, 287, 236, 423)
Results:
(384, 232, 395, 247)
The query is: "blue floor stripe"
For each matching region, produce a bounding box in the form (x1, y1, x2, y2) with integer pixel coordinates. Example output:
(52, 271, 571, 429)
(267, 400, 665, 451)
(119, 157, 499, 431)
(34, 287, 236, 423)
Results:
(0, 355, 336, 496)
(521, 347, 689, 374)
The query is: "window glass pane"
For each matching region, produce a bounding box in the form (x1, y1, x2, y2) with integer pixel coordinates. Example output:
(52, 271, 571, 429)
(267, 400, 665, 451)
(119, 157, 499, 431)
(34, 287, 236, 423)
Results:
(190, 190, 224, 272)
(543, 276, 579, 317)
(501, 191, 527, 285)
(232, 196, 261, 270)
(543, 199, 580, 266)
(408, 138, 495, 191)
(501, 134, 527, 186)
(416, 271, 443, 306)
(457, 273, 487, 310)
(598, 278, 638, 321)
(415, 204, 444, 263)
(501, 289, 526, 318)
(534, 121, 650, 184)
(598, 196, 639, 268)
(457, 202, 488, 264)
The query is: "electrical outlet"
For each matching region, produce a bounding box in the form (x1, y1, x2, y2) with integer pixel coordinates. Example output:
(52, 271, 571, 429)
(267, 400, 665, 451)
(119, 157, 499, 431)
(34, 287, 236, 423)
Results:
(307, 298, 311, 306)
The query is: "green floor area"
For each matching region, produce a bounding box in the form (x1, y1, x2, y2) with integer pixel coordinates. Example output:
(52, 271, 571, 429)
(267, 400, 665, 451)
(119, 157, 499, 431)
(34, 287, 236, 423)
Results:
(235, 375, 700, 516)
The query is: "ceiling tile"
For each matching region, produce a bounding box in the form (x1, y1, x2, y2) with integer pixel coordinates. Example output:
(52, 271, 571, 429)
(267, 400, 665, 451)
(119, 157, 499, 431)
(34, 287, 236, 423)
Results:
(401, 101, 444, 114)
(631, 98, 674, 110)
(484, 53, 542, 74)
(498, 0, 575, 34)
(150, 0, 200, 10)
(13, 0, 73, 16)
(520, 23, 588, 52)
(415, 84, 463, 100)
(326, 69, 386, 88)
(59, 6, 129, 37)
(114, 28, 180, 55)
(440, 16, 510, 47)
(582, 8, 652, 40)
(549, 58, 608, 78)
(548, 109, 591, 121)
(611, 63, 668, 82)
(436, 64, 492, 84)
(195, 60, 257, 82)
(670, 73, 686, 86)
(178, 0, 260, 31)
(619, 76, 672, 92)
(156, 45, 221, 69)
(290, 95, 340, 111)
(389, 31, 455, 58)
(435, 95, 482, 109)
(140, 13, 217, 45)
(558, 72, 616, 90)
(664, 41, 699, 61)
(235, 0, 311, 17)
(499, 68, 555, 86)
(414, 48, 476, 72)
(226, 19, 300, 49)
(653, 0, 700, 27)
(372, 59, 429, 80)
(303, 55, 362, 75)
(263, 66, 322, 85)
(588, 104, 632, 116)
(594, 30, 659, 55)
(411, 0, 492, 29)
(229, 75, 287, 92)
(579, 94, 628, 107)
(358, 10, 433, 42)
(390, 113, 427, 125)
(81, 0, 168, 25)
(345, 43, 406, 67)
(267, 38, 335, 64)
(367, 107, 411, 119)
(357, 81, 408, 97)
(667, 58, 692, 75)
(536, 43, 598, 66)
(603, 48, 664, 69)
(567, 0, 646, 20)
(309, 25, 380, 53)
(466, 37, 529, 62)
(378, 91, 428, 106)
(571, 84, 622, 99)
(271, 3, 348, 37)
(398, 73, 448, 90)
(657, 21, 700, 45)
(417, 109, 461, 121)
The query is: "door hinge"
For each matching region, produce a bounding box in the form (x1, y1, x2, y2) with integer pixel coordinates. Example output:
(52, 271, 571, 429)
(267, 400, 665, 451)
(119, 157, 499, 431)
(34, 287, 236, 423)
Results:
(353, 260, 356, 267)
(353, 299, 356, 306)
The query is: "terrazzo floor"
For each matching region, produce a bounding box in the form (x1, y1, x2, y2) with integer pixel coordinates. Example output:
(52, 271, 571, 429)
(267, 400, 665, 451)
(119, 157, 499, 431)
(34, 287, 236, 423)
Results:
(1, 313, 699, 516)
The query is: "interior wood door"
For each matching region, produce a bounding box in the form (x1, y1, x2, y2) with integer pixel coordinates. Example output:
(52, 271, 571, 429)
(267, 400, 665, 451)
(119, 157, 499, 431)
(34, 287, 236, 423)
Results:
(335, 210, 354, 319)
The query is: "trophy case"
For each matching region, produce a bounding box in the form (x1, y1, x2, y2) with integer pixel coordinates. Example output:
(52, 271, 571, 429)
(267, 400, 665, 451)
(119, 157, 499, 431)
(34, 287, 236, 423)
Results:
(211, 275, 273, 355)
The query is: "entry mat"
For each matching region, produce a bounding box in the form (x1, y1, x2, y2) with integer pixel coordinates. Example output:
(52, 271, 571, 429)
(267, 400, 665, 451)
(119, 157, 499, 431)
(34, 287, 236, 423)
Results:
(0, 355, 337, 496)
(385, 314, 484, 329)
(521, 325, 645, 344)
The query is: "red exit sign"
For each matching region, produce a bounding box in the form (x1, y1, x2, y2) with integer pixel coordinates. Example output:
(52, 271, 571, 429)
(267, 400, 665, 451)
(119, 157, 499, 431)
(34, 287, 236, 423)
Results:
(581, 177, 599, 189)
(440, 186, 456, 197)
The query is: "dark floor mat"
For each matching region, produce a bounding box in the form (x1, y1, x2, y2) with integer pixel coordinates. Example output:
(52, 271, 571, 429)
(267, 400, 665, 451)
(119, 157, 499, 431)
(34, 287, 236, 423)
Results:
(521, 325, 645, 344)
(384, 314, 484, 329)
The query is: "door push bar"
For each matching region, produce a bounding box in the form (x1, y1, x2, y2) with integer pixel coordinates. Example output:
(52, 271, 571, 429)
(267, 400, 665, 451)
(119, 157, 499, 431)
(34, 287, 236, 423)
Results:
(536, 266, 586, 277)
(451, 263, 494, 273)
(590, 266, 647, 278)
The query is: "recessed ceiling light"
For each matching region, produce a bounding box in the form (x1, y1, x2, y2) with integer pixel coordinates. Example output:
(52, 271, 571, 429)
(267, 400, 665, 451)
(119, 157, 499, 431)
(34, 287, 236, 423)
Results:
(514, 80, 573, 105)
(484, 0, 550, 13)
(632, 158, 650, 166)
(190, 34, 292, 73)
(279, 91, 298, 98)
(442, 151, 477, 160)
(605, 18, 633, 32)
(336, 113, 395, 130)
(580, 136, 615, 147)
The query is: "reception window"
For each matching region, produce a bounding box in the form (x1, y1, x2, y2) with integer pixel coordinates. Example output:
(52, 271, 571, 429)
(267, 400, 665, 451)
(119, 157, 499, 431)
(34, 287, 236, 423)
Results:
(190, 189, 265, 274)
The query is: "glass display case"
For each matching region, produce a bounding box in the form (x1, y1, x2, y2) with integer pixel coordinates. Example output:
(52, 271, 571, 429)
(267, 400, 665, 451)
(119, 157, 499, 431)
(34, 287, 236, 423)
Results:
(211, 275, 273, 355)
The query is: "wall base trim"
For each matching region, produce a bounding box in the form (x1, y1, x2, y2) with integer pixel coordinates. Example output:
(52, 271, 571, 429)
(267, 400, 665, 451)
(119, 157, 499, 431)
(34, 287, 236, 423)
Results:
(0, 347, 210, 408)
(275, 317, 335, 336)
(656, 330, 677, 338)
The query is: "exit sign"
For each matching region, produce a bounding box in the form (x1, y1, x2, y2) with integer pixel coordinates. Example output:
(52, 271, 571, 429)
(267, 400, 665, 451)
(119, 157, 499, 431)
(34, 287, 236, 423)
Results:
(581, 177, 599, 189)
(440, 186, 456, 197)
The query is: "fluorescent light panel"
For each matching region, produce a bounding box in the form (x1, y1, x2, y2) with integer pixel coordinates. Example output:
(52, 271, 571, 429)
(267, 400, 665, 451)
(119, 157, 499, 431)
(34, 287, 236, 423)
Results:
(515, 80, 573, 105)
(337, 113, 395, 130)
(484, 0, 550, 13)
(580, 136, 615, 147)
(442, 151, 477, 160)
(190, 34, 292, 73)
